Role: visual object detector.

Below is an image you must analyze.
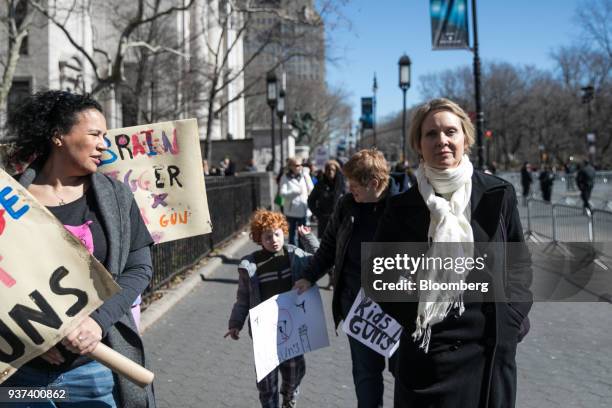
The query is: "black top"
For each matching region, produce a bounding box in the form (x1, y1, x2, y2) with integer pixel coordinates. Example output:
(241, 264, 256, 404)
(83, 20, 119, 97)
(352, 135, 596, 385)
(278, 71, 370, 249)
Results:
(254, 248, 292, 302)
(340, 202, 382, 300)
(27, 188, 152, 371)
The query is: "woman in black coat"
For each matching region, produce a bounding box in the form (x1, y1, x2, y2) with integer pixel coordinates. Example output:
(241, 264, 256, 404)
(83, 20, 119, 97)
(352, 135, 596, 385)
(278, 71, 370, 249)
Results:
(307, 159, 346, 238)
(374, 98, 532, 408)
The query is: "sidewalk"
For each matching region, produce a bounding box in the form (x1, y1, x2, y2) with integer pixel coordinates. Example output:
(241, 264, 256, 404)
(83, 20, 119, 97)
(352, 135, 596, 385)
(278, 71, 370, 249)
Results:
(141, 233, 612, 408)
(141, 234, 394, 408)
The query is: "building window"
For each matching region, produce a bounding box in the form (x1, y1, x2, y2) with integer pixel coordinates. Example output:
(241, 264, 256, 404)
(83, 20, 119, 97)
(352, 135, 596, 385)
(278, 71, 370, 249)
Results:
(7, 79, 31, 117)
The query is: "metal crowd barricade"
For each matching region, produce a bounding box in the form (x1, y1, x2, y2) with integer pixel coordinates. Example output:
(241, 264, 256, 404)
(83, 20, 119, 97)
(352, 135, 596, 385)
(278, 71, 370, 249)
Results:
(526, 199, 554, 241)
(592, 209, 612, 242)
(552, 204, 593, 242)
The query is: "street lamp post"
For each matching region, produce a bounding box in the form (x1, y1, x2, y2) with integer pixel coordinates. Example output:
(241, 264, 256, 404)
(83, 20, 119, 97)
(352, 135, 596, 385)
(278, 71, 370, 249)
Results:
(398, 54, 411, 163)
(266, 71, 278, 172)
(581, 85, 595, 164)
(372, 73, 378, 147)
(277, 89, 286, 170)
(471, 0, 485, 170)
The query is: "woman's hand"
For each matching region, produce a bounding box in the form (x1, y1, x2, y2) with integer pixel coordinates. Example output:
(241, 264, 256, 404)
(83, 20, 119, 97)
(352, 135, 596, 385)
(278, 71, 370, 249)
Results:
(39, 346, 65, 365)
(62, 317, 103, 355)
(224, 328, 240, 340)
(293, 278, 312, 294)
(297, 225, 312, 236)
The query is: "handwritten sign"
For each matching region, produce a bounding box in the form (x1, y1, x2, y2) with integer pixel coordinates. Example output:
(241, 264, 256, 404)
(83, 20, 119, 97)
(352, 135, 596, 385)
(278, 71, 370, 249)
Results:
(341, 289, 401, 357)
(0, 169, 119, 383)
(249, 287, 329, 382)
(98, 118, 211, 244)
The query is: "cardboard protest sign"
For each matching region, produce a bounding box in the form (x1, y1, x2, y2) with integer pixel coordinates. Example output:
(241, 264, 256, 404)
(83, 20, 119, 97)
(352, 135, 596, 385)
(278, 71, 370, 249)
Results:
(342, 289, 402, 357)
(0, 169, 119, 384)
(98, 118, 211, 244)
(249, 287, 329, 382)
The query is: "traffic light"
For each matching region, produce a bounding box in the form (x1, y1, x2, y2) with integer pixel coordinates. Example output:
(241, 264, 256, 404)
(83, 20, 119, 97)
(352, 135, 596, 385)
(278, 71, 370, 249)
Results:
(485, 130, 493, 139)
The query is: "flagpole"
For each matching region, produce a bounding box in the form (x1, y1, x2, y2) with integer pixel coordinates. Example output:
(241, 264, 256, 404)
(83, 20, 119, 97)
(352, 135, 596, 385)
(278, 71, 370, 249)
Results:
(471, 0, 484, 170)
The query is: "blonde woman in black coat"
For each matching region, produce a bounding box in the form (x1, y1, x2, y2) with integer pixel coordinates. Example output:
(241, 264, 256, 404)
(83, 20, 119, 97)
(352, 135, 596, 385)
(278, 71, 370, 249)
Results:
(374, 98, 532, 408)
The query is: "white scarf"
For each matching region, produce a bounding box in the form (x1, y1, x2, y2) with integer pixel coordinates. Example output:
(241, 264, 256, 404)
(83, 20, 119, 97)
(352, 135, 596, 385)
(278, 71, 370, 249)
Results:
(413, 155, 474, 352)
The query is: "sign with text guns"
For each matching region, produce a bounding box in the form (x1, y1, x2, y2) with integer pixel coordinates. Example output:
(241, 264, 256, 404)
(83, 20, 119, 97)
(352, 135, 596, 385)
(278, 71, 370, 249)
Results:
(98, 118, 212, 244)
(0, 169, 119, 384)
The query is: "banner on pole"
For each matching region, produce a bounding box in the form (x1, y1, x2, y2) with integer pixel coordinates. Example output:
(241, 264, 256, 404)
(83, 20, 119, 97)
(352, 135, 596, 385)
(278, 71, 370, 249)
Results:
(0, 169, 119, 383)
(98, 118, 211, 244)
(430, 0, 470, 50)
(361, 98, 374, 130)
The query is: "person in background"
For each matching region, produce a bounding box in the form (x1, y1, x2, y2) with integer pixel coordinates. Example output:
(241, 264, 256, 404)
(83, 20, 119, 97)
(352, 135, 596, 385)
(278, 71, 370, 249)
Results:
(279, 158, 314, 246)
(244, 158, 258, 172)
(576, 160, 596, 212)
(225, 209, 318, 408)
(307, 159, 345, 290)
(307, 159, 346, 239)
(294, 149, 401, 408)
(6, 90, 155, 407)
(539, 165, 555, 202)
(220, 156, 236, 176)
(304, 160, 319, 185)
(564, 158, 576, 191)
(520, 161, 533, 206)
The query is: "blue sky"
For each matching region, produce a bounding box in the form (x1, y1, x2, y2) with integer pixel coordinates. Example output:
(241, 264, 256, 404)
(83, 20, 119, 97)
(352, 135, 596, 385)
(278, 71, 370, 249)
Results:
(325, 0, 583, 123)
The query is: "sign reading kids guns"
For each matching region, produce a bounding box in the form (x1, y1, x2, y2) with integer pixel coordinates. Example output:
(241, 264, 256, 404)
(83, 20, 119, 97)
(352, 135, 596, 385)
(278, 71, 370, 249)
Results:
(0, 170, 119, 383)
(98, 118, 211, 244)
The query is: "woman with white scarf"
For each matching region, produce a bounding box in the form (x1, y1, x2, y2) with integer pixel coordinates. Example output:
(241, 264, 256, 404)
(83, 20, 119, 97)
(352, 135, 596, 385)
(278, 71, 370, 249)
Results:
(374, 98, 532, 408)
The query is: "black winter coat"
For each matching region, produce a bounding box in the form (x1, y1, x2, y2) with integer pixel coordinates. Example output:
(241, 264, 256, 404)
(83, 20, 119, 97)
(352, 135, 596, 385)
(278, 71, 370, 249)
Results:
(374, 171, 533, 408)
(307, 173, 346, 219)
(302, 176, 407, 327)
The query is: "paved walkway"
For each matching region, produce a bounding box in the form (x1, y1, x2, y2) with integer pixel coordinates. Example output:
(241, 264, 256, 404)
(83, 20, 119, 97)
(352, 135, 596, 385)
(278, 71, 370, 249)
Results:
(143, 238, 394, 408)
(143, 236, 612, 407)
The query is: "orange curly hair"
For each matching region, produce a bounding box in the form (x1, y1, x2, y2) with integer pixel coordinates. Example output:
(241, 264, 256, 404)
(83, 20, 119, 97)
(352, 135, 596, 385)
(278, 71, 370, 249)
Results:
(249, 209, 289, 245)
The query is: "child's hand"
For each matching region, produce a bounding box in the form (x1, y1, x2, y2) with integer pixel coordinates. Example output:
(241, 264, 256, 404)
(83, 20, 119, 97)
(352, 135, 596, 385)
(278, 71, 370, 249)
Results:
(224, 328, 240, 340)
(297, 225, 311, 236)
(293, 278, 312, 294)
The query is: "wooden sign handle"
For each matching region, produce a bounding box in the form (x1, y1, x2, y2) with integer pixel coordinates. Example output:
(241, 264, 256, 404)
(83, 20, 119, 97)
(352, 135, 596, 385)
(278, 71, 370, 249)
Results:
(89, 343, 154, 388)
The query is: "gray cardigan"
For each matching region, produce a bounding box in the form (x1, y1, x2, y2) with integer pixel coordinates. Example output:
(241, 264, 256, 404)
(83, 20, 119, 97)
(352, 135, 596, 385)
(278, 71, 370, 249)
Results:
(229, 234, 319, 331)
(18, 167, 155, 408)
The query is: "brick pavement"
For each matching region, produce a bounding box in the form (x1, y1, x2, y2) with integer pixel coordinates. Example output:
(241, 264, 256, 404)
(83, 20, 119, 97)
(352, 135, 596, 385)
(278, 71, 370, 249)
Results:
(143, 239, 612, 408)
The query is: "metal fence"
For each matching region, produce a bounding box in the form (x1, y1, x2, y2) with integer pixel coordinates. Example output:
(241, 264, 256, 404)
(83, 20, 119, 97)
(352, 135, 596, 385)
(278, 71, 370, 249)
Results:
(552, 203, 592, 242)
(525, 198, 611, 243)
(144, 174, 264, 298)
(593, 209, 612, 243)
(526, 199, 554, 240)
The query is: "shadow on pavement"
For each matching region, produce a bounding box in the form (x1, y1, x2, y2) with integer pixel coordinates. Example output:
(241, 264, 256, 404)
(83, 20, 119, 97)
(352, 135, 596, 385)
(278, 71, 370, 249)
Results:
(200, 275, 239, 285)
(210, 254, 241, 265)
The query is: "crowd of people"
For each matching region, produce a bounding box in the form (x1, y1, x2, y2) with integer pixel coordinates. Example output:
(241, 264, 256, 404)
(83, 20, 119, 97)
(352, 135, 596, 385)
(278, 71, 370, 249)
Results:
(227, 98, 533, 408)
(520, 159, 597, 210)
(8, 90, 577, 408)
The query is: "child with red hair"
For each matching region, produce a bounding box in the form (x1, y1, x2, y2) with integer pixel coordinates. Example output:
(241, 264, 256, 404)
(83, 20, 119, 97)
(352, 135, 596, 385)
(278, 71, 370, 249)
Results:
(225, 209, 318, 408)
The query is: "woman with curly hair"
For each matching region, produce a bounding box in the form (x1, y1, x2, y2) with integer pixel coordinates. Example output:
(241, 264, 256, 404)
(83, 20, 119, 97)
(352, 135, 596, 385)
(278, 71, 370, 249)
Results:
(5, 90, 155, 407)
(225, 209, 318, 408)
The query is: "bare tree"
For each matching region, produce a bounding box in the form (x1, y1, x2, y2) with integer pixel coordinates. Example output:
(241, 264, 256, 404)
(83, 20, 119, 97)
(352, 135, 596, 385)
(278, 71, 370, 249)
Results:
(0, 0, 36, 132)
(192, 0, 344, 162)
(28, 0, 195, 95)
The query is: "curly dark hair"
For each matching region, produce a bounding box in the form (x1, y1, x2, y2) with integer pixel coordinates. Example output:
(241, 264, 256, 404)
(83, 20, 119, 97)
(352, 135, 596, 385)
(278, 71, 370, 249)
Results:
(7, 90, 103, 164)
